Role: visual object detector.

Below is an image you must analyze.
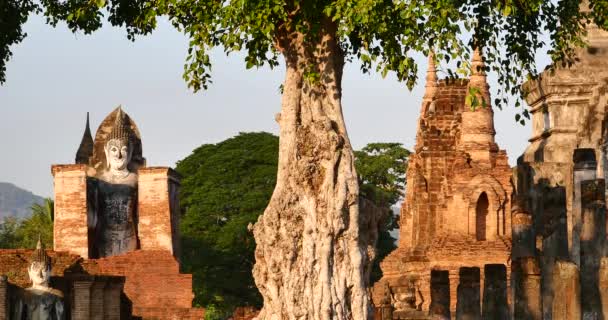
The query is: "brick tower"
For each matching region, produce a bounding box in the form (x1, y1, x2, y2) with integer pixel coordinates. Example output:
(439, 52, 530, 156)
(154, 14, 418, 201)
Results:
(373, 51, 513, 319)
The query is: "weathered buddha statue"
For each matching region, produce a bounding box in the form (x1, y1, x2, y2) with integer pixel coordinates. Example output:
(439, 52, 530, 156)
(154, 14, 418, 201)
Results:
(91, 108, 139, 257)
(11, 239, 65, 320)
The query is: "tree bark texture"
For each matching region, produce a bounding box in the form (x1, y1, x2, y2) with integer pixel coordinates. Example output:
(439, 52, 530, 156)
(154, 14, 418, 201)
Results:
(252, 19, 374, 320)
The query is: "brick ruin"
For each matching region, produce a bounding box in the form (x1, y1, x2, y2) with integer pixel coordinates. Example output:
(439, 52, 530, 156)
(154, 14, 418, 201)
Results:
(373, 4, 608, 319)
(373, 50, 513, 319)
(0, 108, 203, 319)
(511, 3, 608, 319)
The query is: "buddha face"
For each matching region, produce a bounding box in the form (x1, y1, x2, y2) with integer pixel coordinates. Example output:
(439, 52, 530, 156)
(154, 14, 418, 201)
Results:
(28, 262, 50, 288)
(104, 139, 132, 171)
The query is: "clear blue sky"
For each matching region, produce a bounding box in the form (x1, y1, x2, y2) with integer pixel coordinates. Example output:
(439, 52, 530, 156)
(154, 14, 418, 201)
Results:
(0, 14, 539, 198)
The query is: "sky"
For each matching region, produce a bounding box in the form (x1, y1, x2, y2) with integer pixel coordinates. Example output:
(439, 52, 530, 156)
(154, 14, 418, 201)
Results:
(0, 15, 541, 198)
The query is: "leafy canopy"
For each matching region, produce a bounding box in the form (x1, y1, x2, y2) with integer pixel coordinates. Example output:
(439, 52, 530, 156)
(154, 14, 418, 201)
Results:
(355, 142, 410, 207)
(175, 132, 278, 317)
(0, 198, 54, 249)
(2, 0, 602, 119)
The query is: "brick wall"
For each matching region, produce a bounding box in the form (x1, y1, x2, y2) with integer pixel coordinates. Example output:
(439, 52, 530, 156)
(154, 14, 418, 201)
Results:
(138, 167, 181, 256)
(52, 165, 90, 258)
(86, 250, 204, 319)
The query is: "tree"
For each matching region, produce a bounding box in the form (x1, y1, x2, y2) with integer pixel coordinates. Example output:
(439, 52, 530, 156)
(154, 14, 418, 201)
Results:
(0, 216, 21, 248)
(354, 143, 410, 283)
(0, 198, 53, 249)
(175, 132, 278, 318)
(1, 0, 601, 318)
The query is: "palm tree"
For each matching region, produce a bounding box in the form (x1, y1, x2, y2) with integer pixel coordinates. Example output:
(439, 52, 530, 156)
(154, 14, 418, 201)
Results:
(22, 198, 54, 248)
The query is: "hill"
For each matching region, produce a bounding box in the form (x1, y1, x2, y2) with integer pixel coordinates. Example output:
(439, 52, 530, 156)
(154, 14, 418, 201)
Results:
(0, 182, 44, 219)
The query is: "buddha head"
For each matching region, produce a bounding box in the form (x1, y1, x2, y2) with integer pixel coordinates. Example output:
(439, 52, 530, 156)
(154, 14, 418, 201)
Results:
(104, 108, 133, 173)
(28, 238, 52, 289)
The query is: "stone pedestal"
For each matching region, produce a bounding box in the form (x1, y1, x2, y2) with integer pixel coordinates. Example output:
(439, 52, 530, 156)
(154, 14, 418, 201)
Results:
(137, 167, 181, 257)
(0, 276, 7, 320)
(552, 260, 581, 320)
(52, 164, 90, 258)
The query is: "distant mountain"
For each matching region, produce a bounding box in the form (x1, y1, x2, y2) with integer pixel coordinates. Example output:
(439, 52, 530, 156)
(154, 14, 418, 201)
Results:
(0, 182, 45, 220)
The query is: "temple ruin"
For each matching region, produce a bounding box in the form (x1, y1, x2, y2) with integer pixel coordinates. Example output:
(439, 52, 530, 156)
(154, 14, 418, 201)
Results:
(511, 3, 608, 319)
(0, 107, 203, 319)
(373, 3, 608, 318)
(373, 50, 513, 319)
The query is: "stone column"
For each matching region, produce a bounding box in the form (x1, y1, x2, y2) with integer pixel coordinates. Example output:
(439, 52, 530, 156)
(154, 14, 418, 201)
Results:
(513, 257, 542, 320)
(599, 258, 608, 320)
(552, 260, 581, 320)
(104, 279, 124, 320)
(91, 279, 106, 320)
(482, 264, 508, 320)
(138, 167, 181, 256)
(580, 179, 606, 319)
(449, 269, 459, 316)
(430, 270, 451, 320)
(0, 276, 7, 320)
(540, 183, 569, 320)
(52, 164, 90, 258)
(72, 280, 93, 320)
(456, 267, 480, 320)
(511, 207, 535, 259)
(572, 149, 597, 266)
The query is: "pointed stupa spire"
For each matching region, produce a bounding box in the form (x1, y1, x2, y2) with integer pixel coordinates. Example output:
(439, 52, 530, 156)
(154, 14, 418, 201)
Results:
(423, 51, 438, 100)
(467, 47, 491, 107)
(75, 112, 94, 164)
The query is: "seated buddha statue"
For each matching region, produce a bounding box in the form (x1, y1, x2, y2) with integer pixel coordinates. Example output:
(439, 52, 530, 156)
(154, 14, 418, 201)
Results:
(11, 239, 65, 320)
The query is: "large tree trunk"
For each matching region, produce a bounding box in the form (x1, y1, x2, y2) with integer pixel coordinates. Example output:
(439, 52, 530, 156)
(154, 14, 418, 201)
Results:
(252, 19, 372, 320)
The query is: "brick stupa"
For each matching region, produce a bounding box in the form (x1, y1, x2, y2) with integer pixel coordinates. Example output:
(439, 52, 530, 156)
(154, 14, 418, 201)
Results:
(0, 107, 204, 320)
(373, 51, 513, 319)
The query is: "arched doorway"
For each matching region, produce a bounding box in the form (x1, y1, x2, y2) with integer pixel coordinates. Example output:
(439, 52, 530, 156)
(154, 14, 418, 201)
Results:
(476, 192, 489, 241)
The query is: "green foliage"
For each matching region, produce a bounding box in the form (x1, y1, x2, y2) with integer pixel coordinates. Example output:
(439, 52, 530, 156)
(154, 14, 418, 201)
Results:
(1, 0, 603, 119)
(0, 0, 38, 84)
(355, 143, 410, 208)
(0, 198, 54, 249)
(354, 143, 409, 283)
(175, 132, 279, 315)
(0, 217, 21, 248)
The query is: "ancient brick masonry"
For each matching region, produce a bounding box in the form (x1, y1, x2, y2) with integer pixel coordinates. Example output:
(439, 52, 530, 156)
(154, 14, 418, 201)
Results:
(373, 51, 512, 319)
(511, 3, 608, 318)
(1, 108, 203, 320)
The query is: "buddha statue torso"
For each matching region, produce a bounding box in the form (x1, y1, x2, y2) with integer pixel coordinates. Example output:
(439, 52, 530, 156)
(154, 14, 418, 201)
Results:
(12, 288, 65, 320)
(95, 179, 138, 257)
